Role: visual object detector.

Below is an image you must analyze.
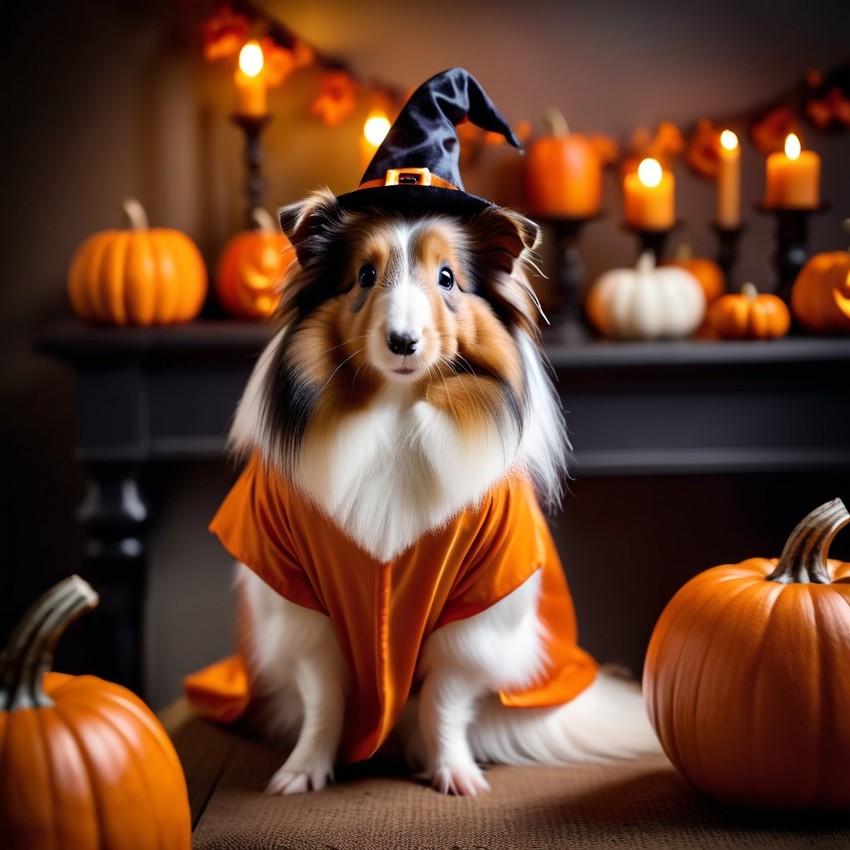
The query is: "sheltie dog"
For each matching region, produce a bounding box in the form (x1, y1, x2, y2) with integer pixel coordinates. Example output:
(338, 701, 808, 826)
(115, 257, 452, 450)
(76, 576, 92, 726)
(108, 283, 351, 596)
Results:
(222, 187, 659, 796)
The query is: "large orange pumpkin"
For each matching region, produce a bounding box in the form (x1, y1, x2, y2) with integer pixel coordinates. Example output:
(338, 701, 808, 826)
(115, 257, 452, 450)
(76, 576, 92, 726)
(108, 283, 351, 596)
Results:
(643, 499, 850, 811)
(215, 208, 294, 319)
(0, 576, 192, 849)
(68, 199, 207, 326)
(790, 247, 850, 334)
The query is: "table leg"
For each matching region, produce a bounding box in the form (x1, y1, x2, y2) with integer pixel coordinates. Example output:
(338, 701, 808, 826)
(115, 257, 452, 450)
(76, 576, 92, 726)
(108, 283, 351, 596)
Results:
(77, 460, 149, 695)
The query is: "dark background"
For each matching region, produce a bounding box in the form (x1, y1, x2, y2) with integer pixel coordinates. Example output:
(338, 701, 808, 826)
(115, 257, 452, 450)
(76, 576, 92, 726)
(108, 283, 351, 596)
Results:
(1, 0, 848, 709)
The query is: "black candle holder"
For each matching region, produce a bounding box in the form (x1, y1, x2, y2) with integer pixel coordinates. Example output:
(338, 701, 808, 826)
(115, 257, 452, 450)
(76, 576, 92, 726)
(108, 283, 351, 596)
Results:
(710, 222, 747, 284)
(756, 202, 829, 303)
(231, 113, 273, 229)
(538, 213, 604, 327)
(623, 221, 682, 262)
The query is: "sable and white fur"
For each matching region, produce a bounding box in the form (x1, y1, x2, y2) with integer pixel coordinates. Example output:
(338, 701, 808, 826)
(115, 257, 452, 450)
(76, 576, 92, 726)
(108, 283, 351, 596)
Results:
(228, 187, 659, 796)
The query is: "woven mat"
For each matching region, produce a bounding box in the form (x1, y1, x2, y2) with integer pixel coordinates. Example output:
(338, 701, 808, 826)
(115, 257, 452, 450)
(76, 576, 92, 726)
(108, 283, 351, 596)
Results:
(160, 699, 850, 850)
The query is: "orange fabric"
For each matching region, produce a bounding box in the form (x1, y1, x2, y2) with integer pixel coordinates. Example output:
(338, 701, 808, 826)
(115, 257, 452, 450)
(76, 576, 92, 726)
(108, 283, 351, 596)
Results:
(185, 455, 597, 764)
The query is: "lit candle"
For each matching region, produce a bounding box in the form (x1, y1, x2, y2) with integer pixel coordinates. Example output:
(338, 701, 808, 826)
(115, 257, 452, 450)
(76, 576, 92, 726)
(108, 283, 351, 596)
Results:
(716, 130, 741, 228)
(234, 41, 266, 117)
(360, 109, 391, 173)
(764, 133, 821, 209)
(623, 157, 675, 230)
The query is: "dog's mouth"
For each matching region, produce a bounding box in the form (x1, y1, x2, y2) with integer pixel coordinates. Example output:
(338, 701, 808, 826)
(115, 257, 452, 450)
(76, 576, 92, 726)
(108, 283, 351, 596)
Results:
(392, 366, 417, 376)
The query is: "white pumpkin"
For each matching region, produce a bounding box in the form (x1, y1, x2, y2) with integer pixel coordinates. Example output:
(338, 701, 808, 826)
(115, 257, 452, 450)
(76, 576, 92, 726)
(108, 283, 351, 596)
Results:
(585, 251, 706, 340)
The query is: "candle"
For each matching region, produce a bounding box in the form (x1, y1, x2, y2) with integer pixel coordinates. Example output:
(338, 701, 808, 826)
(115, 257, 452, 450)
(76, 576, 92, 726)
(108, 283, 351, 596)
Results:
(360, 109, 391, 173)
(716, 130, 741, 228)
(764, 133, 820, 209)
(234, 41, 266, 117)
(623, 157, 675, 230)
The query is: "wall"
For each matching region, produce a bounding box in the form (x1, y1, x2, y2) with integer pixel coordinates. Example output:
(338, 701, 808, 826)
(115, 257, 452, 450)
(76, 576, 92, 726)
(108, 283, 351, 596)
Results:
(1, 0, 849, 710)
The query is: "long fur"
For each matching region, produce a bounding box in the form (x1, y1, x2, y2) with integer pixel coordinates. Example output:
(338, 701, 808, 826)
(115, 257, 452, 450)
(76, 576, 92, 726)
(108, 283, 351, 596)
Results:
(229, 187, 660, 795)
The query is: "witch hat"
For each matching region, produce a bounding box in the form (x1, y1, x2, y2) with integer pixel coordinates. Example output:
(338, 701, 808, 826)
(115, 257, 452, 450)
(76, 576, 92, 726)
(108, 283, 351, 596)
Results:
(335, 68, 521, 215)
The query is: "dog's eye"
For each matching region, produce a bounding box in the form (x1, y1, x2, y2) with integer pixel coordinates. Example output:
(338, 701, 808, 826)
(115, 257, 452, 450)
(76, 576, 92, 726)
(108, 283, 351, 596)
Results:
(358, 263, 377, 288)
(438, 267, 454, 290)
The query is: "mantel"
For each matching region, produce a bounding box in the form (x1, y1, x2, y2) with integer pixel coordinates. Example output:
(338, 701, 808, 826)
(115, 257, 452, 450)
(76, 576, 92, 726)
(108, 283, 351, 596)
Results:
(36, 318, 850, 692)
(37, 319, 850, 476)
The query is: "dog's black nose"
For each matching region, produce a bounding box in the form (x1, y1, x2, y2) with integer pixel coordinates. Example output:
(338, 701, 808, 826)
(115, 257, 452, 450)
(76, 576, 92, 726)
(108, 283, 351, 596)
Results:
(386, 331, 419, 356)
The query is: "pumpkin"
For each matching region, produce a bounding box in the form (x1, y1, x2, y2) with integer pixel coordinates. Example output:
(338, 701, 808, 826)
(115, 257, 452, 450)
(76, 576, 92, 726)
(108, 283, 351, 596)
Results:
(661, 243, 725, 303)
(585, 251, 706, 340)
(790, 240, 850, 334)
(525, 108, 603, 219)
(643, 499, 850, 811)
(68, 198, 207, 326)
(215, 208, 294, 319)
(0, 576, 192, 849)
(707, 282, 791, 339)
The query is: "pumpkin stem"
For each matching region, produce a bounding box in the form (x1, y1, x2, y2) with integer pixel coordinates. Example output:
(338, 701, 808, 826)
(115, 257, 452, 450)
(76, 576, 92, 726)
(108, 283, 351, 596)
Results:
(122, 197, 150, 231)
(636, 250, 657, 274)
(541, 107, 570, 138)
(0, 575, 99, 710)
(766, 499, 850, 584)
(674, 243, 694, 262)
(250, 207, 277, 233)
(741, 282, 758, 300)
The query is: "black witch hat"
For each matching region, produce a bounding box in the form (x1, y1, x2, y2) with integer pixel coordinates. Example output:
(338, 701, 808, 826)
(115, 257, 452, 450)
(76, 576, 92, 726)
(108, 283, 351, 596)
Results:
(335, 68, 521, 215)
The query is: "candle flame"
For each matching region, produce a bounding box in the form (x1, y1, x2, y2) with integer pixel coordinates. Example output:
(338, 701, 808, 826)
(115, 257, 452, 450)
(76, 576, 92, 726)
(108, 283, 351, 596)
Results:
(720, 130, 738, 151)
(637, 157, 663, 189)
(363, 111, 391, 147)
(784, 133, 801, 160)
(239, 41, 264, 78)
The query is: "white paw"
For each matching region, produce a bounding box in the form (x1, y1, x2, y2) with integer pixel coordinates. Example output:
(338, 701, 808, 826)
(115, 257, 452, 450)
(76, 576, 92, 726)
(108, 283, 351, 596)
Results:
(265, 761, 333, 795)
(430, 761, 491, 796)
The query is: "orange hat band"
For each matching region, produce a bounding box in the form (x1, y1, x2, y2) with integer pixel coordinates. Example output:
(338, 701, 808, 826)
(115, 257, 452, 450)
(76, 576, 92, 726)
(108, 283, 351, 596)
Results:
(357, 167, 459, 192)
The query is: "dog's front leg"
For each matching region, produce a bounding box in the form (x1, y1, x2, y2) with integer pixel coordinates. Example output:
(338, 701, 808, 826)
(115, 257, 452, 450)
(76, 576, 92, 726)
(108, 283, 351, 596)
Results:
(237, 565, 346, 795)
(265, 643, 346, 795)
(417, 659, 492, 795)
(417, 571, 545, 795)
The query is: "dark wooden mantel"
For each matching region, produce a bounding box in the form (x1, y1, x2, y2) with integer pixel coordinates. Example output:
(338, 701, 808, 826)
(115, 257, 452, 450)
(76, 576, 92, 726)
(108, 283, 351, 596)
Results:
(37, 319, 850, 692)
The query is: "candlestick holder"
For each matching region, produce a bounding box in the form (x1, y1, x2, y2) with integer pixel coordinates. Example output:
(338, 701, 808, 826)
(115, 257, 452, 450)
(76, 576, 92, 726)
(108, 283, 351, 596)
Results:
(623, 221, 682, 262)
(231, 113, 273, 229)
(756, 203, 829, 303)
(710, 222, 747, 284)
(538, 213, 604, 328)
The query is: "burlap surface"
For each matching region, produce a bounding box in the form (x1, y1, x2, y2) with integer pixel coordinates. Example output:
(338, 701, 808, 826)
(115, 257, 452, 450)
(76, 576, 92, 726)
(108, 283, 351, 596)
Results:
(161, 699, 850, 850)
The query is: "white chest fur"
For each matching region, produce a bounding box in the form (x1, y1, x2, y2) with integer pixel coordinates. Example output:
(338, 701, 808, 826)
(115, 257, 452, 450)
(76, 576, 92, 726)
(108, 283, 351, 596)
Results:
(293, 384, 518, 562)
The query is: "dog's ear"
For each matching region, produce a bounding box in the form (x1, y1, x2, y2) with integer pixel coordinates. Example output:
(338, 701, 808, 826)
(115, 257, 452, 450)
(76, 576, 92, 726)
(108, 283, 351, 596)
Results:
(278, 187, 346, 268)
(470, 206, 541, 274)
(468, 205, 545, 332)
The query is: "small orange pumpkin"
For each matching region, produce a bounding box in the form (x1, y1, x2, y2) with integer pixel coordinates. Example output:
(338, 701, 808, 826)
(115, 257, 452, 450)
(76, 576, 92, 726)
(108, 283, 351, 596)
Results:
(707, 282, 791, 339)
(525, 108, 603, 219)
(644, 499, 850, 811)
(0, 576, 192, 849)
(215, 208, 294, 319)
(790, 232, 850, 334)
(68, 199, 207, 326)
(661, 243, 725, 304)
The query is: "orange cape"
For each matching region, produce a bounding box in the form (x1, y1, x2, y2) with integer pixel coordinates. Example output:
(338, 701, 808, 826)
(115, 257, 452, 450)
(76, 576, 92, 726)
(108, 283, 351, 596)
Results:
(184, 455, 597, 764)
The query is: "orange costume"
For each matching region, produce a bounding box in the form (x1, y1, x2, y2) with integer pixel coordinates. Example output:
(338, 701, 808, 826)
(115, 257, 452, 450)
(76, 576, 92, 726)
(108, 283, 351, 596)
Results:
(185, 455, 597, 764)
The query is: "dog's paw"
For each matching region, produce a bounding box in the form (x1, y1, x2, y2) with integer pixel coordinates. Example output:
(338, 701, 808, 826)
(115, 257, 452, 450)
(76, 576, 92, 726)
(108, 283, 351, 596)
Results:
(265, 762, 333, 795)
(430, 761, 491, 796)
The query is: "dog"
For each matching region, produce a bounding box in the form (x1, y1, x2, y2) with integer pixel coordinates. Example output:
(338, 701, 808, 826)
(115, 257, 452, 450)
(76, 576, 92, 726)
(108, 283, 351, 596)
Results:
(202, 185, 659, 796)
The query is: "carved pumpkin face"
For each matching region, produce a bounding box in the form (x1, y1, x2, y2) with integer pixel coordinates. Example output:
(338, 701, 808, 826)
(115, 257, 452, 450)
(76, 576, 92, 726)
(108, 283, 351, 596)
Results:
(216, 208, 295, 319)
(791, 250, 850, 334)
